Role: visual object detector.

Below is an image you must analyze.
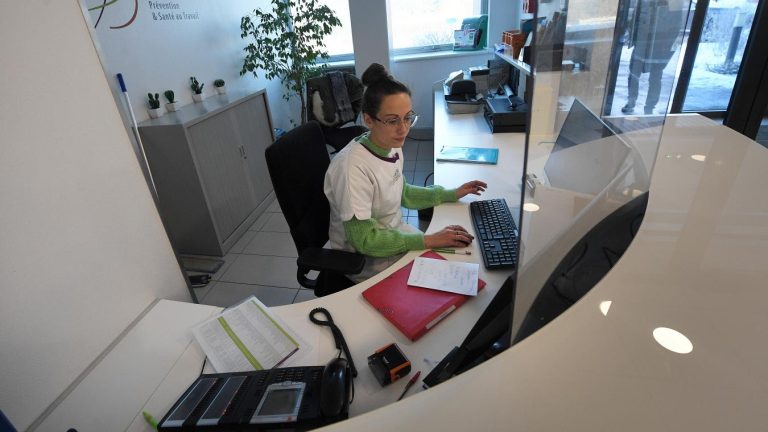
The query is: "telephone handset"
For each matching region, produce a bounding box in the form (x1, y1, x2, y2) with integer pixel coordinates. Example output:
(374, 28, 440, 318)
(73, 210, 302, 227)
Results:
(310, 307, 357, 419)
(320, 357, 351, 418)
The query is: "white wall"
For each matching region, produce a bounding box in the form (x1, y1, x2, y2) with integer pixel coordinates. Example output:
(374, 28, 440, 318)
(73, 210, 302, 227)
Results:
(350, 0, 391, 75)
(80, 0, 298, 129)
(0, 2, 190, 429)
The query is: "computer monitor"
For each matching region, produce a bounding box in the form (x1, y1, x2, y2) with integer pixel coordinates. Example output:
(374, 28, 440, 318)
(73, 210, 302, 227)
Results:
(543, 99, 630, 196)
(422, 274, 516, 388)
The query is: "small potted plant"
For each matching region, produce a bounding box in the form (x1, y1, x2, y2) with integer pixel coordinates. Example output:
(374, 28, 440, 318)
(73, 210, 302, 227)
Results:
(147, 92, 162, 118)
(213, 79, 226, 94)
(190, 76, 204, 102)
(164, 90, 178, 112)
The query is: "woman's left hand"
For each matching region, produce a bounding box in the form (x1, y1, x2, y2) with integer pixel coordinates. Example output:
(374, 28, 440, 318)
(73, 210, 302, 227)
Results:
(456, 180, 488, 199)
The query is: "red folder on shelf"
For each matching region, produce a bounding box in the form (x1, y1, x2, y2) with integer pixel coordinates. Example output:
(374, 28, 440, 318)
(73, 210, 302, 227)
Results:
(362, 251, 485, 341)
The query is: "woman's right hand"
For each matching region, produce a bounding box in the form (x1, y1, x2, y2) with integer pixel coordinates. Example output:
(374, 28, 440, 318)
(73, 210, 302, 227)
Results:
(424, 225, 474, 249)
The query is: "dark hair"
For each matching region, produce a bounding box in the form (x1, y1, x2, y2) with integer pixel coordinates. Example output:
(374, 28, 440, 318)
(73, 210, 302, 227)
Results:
(361, 63, 411, 116)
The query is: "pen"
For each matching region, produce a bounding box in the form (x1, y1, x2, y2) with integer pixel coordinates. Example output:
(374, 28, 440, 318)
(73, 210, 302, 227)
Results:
(397, 370, 421, 401)
(431, 248, 472, 255)
(143, 411, 158, 430)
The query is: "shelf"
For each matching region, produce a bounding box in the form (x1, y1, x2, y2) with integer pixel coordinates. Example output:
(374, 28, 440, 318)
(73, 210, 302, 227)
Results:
(495, 50, 532, 75)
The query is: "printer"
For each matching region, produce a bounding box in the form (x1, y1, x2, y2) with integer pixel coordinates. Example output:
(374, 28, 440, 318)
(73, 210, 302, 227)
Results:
(443, 71, 484, 114)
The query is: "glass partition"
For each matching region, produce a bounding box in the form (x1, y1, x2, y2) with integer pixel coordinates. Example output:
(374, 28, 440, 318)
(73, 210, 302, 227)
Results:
(513, 0, 692, 341)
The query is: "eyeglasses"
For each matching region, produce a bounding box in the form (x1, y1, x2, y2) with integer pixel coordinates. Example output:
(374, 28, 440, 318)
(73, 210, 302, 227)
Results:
(372, 112, 419, 129)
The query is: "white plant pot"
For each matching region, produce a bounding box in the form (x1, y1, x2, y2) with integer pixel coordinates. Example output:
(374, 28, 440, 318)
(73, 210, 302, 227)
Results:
(148, 107, 162, 118)
(215, 86, 227, 95)
(192, 93, 204, 103)
(165, 102, 178, 112)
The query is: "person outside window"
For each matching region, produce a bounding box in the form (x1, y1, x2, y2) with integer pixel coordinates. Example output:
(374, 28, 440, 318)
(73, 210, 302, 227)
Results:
(622, 0, 685, 114)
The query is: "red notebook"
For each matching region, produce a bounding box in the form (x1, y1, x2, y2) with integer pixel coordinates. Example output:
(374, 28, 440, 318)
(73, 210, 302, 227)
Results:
(362, 251, 485, 341)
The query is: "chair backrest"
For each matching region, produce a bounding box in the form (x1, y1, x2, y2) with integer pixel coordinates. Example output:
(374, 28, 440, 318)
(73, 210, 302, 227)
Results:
(265, 121, 331, 254)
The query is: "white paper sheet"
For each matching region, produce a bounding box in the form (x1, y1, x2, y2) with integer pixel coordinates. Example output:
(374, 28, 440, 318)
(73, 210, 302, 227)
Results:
(406, 257, 480, 296)
(192, 296, 304, 373)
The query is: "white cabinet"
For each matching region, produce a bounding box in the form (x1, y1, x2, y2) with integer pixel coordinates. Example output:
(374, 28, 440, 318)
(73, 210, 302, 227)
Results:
(138, 90, 275, 256)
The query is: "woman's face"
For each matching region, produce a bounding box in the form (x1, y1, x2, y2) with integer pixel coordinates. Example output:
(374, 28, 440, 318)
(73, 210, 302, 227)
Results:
(364, 92, 414, 150)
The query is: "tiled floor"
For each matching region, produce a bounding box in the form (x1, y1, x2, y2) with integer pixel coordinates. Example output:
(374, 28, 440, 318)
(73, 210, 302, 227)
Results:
(195, 137, 434, 308)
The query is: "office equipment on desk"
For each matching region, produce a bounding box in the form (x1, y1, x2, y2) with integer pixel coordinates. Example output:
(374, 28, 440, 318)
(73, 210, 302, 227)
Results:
(0, 410, 16, 432)
(368, 343, 411, 386)
(443, 79, 484, 114)
(143, 411, 159, 429)
(483, 93, 528, 133)
(309, 308, 358, 378)
(397, 371, 421, 401)
(362, 251, 486, 341)
(437, 146, 499, 164)
(468, 65, 490, 94)
(192, 296, 302, 373)
(157, 365, 351, 431)
(470, 199, 519, 269)
(423, 274, 517, 389)
(431, 248, 472, 255)
(487, 58, 511, 94)
(536, 99, 632, 196)
(407, 257, 480, 296)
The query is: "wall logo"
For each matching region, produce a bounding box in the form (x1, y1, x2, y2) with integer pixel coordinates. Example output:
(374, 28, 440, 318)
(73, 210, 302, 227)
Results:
(87, 0, 139, 29)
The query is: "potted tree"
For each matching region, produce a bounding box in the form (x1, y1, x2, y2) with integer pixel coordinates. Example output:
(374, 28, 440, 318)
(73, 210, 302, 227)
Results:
(240, 0, 340, 124)
(147, 92, 162, 118)
(164, 90, 178, 112)
(214, 79, 226, 94)
(190, 76, 204, 102)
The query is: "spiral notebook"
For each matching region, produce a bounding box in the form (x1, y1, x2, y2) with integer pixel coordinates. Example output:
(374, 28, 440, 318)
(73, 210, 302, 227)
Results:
(436, 146, 499, 164)
(362, 251, 486, 341)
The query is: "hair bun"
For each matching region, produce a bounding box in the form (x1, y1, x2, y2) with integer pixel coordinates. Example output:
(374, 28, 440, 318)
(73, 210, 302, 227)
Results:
(361, 63, 391, 87)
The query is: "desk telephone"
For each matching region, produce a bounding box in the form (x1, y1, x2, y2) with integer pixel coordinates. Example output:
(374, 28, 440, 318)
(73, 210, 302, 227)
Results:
(159, 308, 355, 431)
(157, 359, 351, 431)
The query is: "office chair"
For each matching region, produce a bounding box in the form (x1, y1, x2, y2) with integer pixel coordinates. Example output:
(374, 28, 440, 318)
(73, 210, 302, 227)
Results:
(265, 121, 365, 297)
(307, 71, 368, 152)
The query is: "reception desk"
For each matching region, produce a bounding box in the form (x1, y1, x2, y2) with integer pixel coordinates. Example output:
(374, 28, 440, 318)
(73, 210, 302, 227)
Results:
(38, 111, 768, 431)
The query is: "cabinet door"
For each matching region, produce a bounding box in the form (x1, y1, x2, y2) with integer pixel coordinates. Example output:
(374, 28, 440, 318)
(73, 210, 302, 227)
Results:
(232, 94, 274, 205)
(187, 111, 256, 242)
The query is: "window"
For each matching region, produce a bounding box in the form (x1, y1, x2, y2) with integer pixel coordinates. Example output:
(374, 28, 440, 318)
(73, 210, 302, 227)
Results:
(318, 0, 354, 62)
(388, 0, 486, 55)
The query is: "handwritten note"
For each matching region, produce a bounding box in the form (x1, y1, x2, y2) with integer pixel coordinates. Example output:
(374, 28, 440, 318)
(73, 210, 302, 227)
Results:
(406, 257, 480, 296)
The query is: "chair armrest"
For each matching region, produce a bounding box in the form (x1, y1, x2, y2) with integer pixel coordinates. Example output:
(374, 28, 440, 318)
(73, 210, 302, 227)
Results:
(297, 247, 365, 275)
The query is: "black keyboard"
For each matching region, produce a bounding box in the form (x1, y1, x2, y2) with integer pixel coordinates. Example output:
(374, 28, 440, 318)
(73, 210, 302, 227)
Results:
(470, 199, 519, 269)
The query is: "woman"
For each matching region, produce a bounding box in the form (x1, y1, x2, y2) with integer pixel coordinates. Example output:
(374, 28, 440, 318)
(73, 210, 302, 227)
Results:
(324, 63, 488, 282)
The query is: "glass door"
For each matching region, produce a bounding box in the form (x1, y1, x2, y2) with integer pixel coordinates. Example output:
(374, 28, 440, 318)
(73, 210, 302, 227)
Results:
(673, 0, 761, 114)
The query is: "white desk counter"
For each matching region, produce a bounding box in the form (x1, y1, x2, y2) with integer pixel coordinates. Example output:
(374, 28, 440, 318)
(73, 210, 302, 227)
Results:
(315, 115, 768, 431)
(41, 114, 768, 431)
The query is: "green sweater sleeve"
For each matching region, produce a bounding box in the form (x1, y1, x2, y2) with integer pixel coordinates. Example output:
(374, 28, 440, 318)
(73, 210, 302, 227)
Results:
(343, 217, 425, 257)
(401, 183, 458, 210)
